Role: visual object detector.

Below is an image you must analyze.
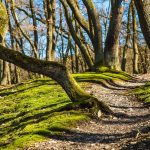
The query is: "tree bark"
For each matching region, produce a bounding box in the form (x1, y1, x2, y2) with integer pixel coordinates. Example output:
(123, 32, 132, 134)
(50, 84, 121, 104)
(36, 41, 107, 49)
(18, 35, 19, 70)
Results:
(122, 2, 132, 71)
(82, 0, 103, 66)
(134, 0, 150, 49)
(132, 1, 139, 74)
(104, 0, 125, 70)
(44, 0, 56, 61)
(29, 0, 38, 52)
(1, 61, 10, 85)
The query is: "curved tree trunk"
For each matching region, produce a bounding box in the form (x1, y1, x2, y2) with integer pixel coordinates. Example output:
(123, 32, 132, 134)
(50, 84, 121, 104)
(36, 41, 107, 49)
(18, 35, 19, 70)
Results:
(134, 0, 150, 49)
(0, 44, 112, 114)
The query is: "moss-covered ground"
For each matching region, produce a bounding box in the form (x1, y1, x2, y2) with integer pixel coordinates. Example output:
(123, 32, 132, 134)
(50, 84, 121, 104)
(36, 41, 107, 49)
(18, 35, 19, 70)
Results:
(0, 72, 131, 150)
(134, 82, 150, 104)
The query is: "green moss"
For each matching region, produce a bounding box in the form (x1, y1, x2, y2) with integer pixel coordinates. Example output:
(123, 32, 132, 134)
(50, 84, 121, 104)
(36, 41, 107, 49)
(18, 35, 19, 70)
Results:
(97, 66, 110, 72)
(133, 82, 150, 104)
(0, 78, 89, 150)
(73, 71, 131, 83)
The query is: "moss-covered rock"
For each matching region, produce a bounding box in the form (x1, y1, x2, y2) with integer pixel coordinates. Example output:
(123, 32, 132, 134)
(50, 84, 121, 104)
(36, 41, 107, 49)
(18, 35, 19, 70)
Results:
(0, 2, 8, 42)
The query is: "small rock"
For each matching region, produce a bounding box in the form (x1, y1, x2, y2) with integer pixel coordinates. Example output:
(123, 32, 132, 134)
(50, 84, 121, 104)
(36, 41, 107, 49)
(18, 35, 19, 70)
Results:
(98, 110, 102, 118)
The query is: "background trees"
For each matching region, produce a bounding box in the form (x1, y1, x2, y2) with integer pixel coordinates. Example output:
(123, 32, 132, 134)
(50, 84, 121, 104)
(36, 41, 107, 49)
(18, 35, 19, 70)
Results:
(0, 0, 150, 83)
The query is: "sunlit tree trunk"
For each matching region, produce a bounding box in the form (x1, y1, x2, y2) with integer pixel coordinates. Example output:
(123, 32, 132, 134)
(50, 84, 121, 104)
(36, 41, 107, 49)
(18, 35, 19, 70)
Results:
(134, 0, 150, 49)
(122, 2, 132, 71)
(132, 1, 139, 74)
(44, 0, 56, 61)
(104, 0, 125, 70)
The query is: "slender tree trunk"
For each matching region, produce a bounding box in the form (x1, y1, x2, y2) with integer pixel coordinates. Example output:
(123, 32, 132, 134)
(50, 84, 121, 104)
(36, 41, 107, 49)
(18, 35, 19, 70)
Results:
(30, 0, 38, 52)
(44, 0, 56, 61)
(132, 1, 139, 74)
(70, 48, 74, 73)
(122, 2, 132, 71)
(1, 61, 10, 85)
(75, 44, 79, 73)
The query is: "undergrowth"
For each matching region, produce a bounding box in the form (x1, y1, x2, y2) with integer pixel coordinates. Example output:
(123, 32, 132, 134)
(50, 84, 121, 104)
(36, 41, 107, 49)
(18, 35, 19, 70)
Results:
(134, 82, 150, 104)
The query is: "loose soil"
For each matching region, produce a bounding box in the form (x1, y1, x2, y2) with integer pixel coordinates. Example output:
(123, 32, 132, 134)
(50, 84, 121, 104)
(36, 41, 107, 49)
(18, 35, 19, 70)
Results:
(27, 74, 150, 150)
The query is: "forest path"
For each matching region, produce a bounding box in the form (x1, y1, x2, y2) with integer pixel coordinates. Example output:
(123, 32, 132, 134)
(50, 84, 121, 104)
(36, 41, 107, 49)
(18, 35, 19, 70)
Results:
(28, 74, 150, 150)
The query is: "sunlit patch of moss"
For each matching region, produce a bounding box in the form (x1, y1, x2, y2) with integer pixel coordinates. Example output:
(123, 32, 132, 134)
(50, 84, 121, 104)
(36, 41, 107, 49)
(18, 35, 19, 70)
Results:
(0, 78, 89, 150)
(97, 66, 109, 72)
(73, 71, 131, 83)
(134, 82, 150, 104)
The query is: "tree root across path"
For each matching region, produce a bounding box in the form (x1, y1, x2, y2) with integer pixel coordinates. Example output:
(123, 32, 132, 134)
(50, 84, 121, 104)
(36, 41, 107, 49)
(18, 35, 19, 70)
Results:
(60, 97, 114, 117)
(27, 75, 150, 150)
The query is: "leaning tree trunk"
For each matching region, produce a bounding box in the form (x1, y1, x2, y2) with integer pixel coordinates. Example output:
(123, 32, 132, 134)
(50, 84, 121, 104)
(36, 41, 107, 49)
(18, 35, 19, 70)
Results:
(104, 0, 125, 70)
(134, 0, 150, 49)
(0, 44, 112, 114)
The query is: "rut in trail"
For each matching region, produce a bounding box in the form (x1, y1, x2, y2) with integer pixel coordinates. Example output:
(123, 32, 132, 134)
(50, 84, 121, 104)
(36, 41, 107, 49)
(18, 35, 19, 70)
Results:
(28, 74, 150, 150)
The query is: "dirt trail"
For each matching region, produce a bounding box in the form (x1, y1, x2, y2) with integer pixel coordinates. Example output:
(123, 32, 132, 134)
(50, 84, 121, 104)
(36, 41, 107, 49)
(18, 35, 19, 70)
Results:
(28, 74, 150, 150)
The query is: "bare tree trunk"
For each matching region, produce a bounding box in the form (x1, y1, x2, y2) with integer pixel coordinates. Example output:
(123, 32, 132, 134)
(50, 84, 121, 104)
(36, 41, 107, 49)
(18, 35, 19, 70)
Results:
(132, 1, 139, 74)
(75, 44, 79, 73)
(122, 2, 132, 71)
(82, 0, 103, 66)
(1, 61, 10, 85)
(104, 0, 125, 70)
(30, 0, 38, 52)
(44, 0, 56, 61)
(134, 0, 150, 49)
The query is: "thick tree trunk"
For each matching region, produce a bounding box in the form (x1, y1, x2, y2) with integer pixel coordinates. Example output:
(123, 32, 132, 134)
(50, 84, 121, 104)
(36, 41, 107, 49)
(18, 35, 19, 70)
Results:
(134, 0, 150, 49)
(104, 0, 124, 70)
(82, 0, 103, 66)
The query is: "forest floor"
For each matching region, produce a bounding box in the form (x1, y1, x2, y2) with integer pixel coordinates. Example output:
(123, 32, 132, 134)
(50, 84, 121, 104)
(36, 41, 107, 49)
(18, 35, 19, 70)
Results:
(28, 74, 150, 150)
